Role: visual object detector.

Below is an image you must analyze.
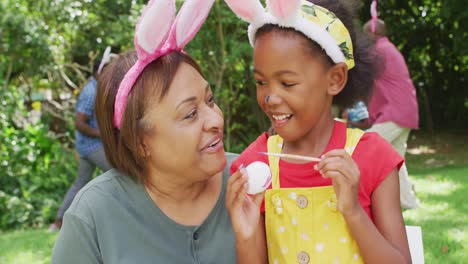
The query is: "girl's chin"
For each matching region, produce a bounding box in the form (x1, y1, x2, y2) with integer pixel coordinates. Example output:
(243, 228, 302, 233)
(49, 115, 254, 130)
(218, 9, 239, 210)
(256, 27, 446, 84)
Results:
(274, 128, 302, 142)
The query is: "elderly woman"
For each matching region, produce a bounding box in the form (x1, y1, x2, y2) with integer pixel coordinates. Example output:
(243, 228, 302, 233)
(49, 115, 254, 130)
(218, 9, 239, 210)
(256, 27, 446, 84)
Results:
(51, 0, 262, 263)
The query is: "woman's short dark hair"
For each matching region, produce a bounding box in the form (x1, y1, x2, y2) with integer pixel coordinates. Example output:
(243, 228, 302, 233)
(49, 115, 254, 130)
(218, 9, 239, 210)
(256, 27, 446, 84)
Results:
(95, 51, 204, 183)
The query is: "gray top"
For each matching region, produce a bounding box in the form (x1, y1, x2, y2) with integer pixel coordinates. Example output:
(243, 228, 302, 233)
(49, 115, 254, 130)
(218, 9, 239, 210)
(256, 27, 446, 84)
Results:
(52, 153, 239, 264)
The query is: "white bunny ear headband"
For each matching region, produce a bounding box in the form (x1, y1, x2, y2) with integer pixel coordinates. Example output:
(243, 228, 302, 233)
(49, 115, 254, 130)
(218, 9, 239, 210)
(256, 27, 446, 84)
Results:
(224, 0, 355, 70)
(113, 0, 215, 129)
(97, 46, 118, 74)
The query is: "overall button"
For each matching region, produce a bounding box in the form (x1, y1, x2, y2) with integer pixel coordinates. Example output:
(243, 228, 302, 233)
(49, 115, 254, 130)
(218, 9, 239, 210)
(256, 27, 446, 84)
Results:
(272, 194, 283, 214)
(272, 195, 282, 206)
(297, 251, 310, 264)
(296, 195, 308, 209)
(328, 195, 338, 212)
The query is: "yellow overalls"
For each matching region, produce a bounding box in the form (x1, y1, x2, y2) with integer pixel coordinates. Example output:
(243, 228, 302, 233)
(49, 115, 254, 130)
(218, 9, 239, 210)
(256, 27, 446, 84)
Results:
(265, 128, 365, 264)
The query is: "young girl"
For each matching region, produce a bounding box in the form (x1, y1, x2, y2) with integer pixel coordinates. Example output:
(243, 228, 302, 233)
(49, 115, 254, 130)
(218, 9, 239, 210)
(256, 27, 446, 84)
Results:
(224, 0, 412, 263)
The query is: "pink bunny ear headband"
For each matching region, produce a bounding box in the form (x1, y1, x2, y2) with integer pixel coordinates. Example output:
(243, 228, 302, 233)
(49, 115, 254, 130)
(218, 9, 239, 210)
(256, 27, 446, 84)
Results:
(224, 0, 355, 70)
(113, 0, 215, 129)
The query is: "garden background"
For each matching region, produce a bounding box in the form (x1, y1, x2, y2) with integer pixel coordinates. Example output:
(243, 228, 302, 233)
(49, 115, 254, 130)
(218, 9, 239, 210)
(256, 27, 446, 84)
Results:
(0, 0, 466, 263)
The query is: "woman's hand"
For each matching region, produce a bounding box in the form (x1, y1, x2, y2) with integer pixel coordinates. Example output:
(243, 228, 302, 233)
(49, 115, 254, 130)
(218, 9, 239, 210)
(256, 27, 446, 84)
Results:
(225, 165, 264, 242)
(315, 149, 361, 217)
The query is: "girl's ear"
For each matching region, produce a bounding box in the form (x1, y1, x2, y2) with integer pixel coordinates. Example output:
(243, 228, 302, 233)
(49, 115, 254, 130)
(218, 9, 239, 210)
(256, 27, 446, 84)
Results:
(327, 63, 348, 95)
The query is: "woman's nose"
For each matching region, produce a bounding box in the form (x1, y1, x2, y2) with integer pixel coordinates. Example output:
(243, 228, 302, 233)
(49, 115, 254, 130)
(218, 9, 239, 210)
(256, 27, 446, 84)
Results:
(204, 105, 224, 131)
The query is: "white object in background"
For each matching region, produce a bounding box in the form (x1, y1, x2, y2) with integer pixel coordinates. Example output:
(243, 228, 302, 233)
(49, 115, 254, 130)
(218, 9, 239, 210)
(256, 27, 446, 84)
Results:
(406, 225, 424, 264)
(245, 162, 272, 195)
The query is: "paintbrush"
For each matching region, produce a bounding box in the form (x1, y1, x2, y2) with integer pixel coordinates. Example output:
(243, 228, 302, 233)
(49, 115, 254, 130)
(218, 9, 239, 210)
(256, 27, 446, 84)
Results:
(258, 152, 322, 162)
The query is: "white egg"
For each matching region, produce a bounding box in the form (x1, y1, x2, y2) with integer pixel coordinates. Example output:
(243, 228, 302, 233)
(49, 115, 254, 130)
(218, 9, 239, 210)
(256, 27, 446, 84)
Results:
(245, 161, 272, 195)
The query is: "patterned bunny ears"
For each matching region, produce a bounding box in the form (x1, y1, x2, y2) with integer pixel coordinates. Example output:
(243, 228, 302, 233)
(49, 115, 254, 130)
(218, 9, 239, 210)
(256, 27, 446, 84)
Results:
(113, 0, 215, 129)
(224, 0, 355, 70)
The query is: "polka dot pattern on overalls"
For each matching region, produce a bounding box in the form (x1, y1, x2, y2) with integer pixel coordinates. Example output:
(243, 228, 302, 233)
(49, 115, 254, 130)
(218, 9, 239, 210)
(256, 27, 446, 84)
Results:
(264, 128, 365, 263)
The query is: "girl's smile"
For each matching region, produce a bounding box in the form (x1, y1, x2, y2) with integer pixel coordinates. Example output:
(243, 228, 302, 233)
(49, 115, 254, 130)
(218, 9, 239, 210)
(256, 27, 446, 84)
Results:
(271, 112, 293, 128)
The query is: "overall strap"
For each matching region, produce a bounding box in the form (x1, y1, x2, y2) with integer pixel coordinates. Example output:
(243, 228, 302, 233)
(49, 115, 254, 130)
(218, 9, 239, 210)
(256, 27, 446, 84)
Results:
(267, 135, 283, 189)
(344, 128, 365, 156)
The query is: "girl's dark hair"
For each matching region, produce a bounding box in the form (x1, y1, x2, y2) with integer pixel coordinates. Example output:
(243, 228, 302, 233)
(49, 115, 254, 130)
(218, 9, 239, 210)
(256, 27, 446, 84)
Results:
(95, 50, 204, 183)
(255, 0, 378, 108)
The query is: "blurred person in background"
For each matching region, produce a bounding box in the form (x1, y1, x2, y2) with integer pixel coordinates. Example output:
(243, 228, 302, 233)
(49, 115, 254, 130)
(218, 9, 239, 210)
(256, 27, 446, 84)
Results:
(48, 49, 115, 231)
(364, 18, 420, 209)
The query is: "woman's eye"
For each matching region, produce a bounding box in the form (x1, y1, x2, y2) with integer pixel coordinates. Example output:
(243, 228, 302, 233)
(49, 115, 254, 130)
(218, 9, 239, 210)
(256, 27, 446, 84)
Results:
(207, 94, 215, 105)
(282, 82, 297, 87)
(184, 110, 197, 120)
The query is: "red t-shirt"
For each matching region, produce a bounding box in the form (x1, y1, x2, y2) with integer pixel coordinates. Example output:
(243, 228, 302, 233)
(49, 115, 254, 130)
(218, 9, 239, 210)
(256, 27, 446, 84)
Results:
(230, 121, 403, 220)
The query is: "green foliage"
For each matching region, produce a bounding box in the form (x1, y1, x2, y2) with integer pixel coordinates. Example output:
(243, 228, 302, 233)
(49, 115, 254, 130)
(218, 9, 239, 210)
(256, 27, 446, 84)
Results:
(1, 0, 143, 92)
(0, 84, 76, 229)
(0, 0, 147, 229)
(0, 1, 50, 84)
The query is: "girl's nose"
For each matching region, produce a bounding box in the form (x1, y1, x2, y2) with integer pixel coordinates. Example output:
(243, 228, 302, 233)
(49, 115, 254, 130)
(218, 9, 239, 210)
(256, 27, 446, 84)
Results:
(265, 94, 281, 106)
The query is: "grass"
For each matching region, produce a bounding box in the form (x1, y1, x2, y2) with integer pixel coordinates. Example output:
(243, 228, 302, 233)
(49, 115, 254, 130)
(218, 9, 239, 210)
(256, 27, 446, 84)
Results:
(0, 130, 466, 263)
(0, 229, 57, 264)
(402, 130, 468, 263)
(403, 166, 467, 263)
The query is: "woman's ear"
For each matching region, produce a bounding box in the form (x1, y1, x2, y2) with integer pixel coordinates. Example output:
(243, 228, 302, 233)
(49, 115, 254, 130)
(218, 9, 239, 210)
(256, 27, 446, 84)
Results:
(327, 63, 348, 96)
(139, 139, 150, 158)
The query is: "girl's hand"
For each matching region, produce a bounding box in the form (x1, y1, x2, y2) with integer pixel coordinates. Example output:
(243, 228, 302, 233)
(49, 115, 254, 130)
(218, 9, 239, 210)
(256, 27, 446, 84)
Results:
(225, 165, 264, 242)
(315, 149, 361, 217)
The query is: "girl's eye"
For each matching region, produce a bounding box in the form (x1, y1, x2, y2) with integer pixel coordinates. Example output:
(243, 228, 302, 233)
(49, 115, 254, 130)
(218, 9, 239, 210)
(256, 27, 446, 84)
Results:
(184, 109, 197, 120)
(256, 80, 266, 86)
(282, 82, 297, 87)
